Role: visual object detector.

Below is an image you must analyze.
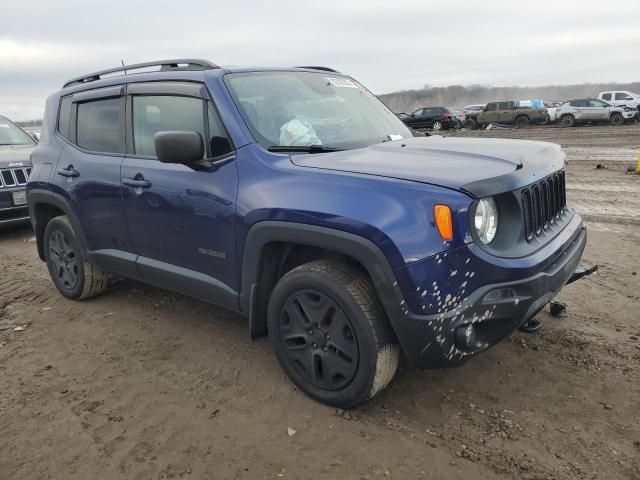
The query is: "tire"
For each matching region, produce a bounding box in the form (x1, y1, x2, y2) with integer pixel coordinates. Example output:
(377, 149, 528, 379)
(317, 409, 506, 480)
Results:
(609, 112, 624, 126)
(560, 114, 575, 127)
(267, 260, 399, 408)
(463, 118, 477, 130)
(454, 119, 463, 130)
(432, 120, 442, 131)
(541, 114, 550, 125)
(514, 116, 530, 128)
(44, 215, 109, 300)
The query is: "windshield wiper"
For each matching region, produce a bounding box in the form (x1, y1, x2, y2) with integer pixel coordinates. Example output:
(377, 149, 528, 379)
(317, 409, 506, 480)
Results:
(267, 145, 342, 153)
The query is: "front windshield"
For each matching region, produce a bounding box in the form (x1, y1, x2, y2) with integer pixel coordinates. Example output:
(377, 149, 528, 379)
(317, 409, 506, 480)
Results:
(0, 117, 35, 146)
(225, 71, 412, 150)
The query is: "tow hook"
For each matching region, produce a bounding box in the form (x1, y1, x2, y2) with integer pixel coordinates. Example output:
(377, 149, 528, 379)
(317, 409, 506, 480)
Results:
(519, 264, 599, 333)
(566, 264, 598, 285)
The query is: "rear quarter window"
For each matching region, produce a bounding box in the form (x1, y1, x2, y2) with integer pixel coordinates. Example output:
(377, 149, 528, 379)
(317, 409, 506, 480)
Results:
(58, 96, 73, 140)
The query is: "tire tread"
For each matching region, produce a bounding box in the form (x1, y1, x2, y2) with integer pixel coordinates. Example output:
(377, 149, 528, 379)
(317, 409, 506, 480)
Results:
(286, 260, 399, 402)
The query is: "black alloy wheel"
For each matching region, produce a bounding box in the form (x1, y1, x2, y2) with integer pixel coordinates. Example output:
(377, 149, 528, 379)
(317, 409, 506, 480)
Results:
(48, 229, 80, 291)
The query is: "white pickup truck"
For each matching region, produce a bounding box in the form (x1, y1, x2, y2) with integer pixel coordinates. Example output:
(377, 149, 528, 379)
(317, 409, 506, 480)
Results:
(597, 91, 640, 121)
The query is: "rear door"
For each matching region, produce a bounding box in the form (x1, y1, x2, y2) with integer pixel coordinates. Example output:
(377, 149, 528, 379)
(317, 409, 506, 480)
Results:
(570, 99, 590, 120)
(496, 102, 513, 123)
(121, 82, 239, 303)
(423, 108, 438, 127)
(52, 86, 135, 274)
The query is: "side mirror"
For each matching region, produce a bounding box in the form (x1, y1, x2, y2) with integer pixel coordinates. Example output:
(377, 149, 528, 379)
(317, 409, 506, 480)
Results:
(154, 131, 204, 165)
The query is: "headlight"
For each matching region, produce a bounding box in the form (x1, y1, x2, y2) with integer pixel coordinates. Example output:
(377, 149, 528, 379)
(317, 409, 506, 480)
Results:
(474, 197, 499, 244)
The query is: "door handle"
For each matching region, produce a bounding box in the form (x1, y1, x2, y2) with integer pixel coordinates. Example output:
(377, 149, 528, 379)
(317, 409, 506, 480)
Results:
(122, 178, 151, 189)
(57, 166, 79, 178)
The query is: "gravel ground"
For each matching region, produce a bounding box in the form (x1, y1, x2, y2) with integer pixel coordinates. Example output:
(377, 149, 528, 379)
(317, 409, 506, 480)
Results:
(1, 124, 639, 480)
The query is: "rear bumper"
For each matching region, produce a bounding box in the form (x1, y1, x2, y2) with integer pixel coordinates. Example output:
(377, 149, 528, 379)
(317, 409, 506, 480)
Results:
(389, 214, 586, 368)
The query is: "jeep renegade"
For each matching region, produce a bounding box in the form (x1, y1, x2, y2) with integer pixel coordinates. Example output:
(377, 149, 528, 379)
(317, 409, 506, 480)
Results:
(28, 59, 588, 408)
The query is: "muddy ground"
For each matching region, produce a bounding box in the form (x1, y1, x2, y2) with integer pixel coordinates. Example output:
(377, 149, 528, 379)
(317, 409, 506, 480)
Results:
(1, 124, 639, 480)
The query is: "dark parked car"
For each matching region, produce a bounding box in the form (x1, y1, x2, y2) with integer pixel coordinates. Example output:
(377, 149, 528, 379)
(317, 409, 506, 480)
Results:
(401, 107, 457, 131)
(28, 59, 588, 408)
(1, 115, 36, 227)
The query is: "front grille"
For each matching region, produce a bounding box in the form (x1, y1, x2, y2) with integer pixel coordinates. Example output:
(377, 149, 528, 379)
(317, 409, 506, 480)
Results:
(0, 167, 31, 188)
(521, 171, 566, 241)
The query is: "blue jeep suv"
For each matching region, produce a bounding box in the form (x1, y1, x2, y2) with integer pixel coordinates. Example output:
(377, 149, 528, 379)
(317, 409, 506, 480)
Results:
(27, 59, 587, 407)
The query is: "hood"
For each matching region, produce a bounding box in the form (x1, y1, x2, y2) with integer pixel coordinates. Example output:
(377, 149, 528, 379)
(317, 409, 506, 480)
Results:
(290, 136, 565, 197)
(0, 145, 33, 169)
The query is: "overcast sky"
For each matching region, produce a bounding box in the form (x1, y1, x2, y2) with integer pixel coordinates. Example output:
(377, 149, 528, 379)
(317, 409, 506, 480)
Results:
(2, 0, 639, 120)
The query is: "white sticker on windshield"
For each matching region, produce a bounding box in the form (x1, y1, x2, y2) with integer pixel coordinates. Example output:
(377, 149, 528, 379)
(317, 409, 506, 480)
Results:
(387, 134, 403, 141)
(0, 124, 10, 128)
(327, 77, 358, 88)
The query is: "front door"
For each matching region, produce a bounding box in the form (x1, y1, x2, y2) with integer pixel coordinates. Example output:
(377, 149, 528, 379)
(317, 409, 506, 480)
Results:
(588, 99, 611, 121)
(482, 103, 499, 123)
(121, 83, 239, 303)
(406, 109, 426, 128)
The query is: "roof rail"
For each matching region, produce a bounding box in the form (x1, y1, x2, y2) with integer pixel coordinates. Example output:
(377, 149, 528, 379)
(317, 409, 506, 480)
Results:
(63, 59, 218, 88)
(295, 65, 340, 73)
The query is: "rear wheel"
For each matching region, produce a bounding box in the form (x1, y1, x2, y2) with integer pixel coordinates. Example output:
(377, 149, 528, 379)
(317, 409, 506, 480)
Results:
(267, 260, 399, 408)
(514, 116, 530, 128)
(609, 112, 624, 126)
(432, 120, 442, 131)
(44, 215, 109, 300)
(560, 114, 575, 127)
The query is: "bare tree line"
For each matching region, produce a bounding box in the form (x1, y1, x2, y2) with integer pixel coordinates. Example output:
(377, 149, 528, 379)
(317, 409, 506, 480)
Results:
(378, 82, 640, 113)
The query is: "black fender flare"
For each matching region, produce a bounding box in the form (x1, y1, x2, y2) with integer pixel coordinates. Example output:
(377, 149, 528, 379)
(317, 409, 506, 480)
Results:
(240, 221, 407, 339)
(27, 189, 89, 260)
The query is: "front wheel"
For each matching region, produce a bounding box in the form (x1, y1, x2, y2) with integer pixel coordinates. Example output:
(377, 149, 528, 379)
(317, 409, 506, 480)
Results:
(609, 112, 624, 126)
(463, 118, 478, 130)
(267, 260, 399, 408)
(44, 215, 109, 300)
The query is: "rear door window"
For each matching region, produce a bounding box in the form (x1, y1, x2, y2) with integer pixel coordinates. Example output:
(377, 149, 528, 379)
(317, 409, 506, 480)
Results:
(498, 102, 511, 110)
(485, 103, 497, 112)
(76, 98, 123, 153)
(601, 93, 612, 101)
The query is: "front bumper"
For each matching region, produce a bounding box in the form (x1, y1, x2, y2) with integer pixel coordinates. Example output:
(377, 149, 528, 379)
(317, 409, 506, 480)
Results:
(0, 187, 30, 226)
(390, 214, 586, 369)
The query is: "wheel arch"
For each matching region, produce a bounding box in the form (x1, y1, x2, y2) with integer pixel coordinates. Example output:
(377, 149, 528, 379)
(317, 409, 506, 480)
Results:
(28, 189, 88, 261)
(241, 222, 406, 341)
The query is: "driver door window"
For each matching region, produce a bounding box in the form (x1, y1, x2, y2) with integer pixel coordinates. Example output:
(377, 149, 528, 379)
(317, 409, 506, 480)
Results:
(132, 96, 206, 158)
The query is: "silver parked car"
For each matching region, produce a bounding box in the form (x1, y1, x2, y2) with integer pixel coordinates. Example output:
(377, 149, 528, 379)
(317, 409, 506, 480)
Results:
(557, 98, 634, 127)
